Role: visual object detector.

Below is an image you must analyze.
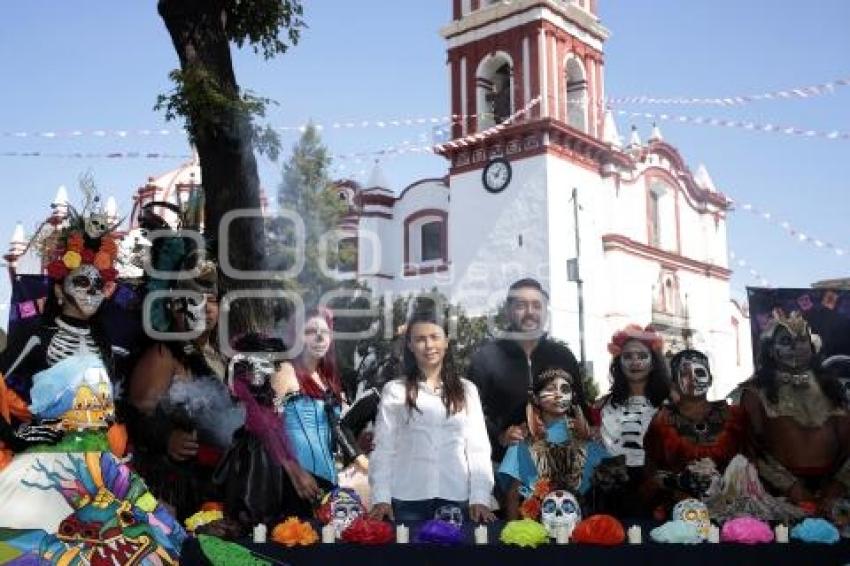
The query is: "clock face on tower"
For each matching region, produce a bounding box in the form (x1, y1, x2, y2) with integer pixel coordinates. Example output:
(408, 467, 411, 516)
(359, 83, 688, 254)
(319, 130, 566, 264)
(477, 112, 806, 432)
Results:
(482, 157, 512, 193)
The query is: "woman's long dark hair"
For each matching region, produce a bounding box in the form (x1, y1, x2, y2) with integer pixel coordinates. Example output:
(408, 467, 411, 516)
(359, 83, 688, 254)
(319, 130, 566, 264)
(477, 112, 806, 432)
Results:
(608, 342, 670, 408)
(402, 309, 466, 417)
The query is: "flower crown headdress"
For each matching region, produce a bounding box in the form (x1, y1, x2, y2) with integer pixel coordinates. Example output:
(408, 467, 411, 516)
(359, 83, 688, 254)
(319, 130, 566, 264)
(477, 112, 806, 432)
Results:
(607, 324, 664, 357)
(42, 177, 122, 282)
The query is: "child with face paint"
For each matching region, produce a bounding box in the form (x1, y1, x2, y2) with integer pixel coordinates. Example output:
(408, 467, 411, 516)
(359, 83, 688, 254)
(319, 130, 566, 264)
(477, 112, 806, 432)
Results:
(271, 307, 366, 519)
(644, 349, 745, 507)
(498, 368, 609, 520)
(593, 325, 670, 516)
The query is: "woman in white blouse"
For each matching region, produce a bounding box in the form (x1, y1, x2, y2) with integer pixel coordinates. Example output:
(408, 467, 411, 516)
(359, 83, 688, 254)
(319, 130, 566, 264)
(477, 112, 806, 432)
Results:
(369, 309, 495, 523)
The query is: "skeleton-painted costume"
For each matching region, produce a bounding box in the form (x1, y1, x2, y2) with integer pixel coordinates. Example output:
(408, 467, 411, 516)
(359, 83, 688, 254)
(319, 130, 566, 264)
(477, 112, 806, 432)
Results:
(741, 312, 850, 503)
(0, 195, 185, 564)
(599, 396, 657, 468)
(645, 350, 745, 505)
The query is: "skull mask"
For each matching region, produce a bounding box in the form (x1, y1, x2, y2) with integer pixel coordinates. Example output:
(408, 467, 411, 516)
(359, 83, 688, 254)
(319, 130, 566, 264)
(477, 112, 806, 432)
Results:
(672, 498, 711, 540)
(434, 504, 464, 528)
(184, 294, 207, 332)
(316, 488, 365, 538)
(63, 264, 106, 317)
(85, 211, 110, 239)
(540, 490, 581, 538)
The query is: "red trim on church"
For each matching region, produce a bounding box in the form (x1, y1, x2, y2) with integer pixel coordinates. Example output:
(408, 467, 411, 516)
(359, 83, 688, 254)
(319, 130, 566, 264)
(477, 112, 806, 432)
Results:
(602, 234, 732, 280)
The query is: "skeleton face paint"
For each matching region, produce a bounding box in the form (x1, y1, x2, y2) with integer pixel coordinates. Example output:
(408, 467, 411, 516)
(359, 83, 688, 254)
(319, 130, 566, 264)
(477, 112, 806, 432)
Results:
(63, 265, 105, 317)
(772, 326, 813, 372)
(434, 504, 464, 528)
(304, 316, 332, 360)
(677, 360, 712, 398)
(540, 490, 581, 538)
(620, 340, 652, 381)
(672, 498, 711, 540)
(537, 376, 573, 416)
(184, 294, 207, 332)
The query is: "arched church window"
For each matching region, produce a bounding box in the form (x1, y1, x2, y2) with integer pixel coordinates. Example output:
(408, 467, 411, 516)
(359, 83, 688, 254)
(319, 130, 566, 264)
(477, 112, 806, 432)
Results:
(565, 55, 588, 132)
(405, 211, 448, 267)
(421, 220, 443, 262)
(477, 53, 514, 130)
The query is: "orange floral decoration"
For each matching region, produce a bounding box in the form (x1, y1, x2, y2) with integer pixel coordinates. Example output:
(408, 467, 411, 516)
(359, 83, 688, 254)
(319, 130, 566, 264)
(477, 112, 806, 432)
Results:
(93, 251, 113, 271)
(271, 517, 319, 547)
(519, 478, 552, 520)
(99, 236, 118, 258)
(66, 232, 84, 253)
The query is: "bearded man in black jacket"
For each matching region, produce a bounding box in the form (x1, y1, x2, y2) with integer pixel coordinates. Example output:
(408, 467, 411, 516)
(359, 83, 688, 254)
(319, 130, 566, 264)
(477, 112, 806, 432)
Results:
(468, 278, 586, 463)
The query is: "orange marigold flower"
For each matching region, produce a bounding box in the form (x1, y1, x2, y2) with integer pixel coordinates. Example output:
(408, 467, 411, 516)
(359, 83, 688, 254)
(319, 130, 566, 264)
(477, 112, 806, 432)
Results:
(520, 497, 541, 520)
(532, 478, 552, 499)
(99, 237, 118, 258)
(93, 251, 113, 271)
(272, 517, 319, 547)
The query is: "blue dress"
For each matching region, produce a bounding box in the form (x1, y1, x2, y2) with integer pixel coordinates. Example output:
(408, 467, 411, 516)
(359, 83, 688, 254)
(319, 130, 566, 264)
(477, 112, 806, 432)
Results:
(282, 394, 339, 484)
(498, 419, 609, 496)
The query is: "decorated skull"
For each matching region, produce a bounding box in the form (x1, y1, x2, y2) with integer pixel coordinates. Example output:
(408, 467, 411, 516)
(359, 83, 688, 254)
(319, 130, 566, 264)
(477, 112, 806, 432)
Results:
(85, 210, 111, 239)
(540, 490, 581, 538)
(434, 504, 464, 528)
(316, 487, 365, 538)
(184, 293, 207, 332)
(63, 264, 106, 317)
(672, 498, 711, 539)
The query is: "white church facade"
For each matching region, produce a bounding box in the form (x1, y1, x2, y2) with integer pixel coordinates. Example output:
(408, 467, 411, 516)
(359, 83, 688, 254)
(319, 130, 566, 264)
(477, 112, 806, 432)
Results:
(336, 0, 753, 398)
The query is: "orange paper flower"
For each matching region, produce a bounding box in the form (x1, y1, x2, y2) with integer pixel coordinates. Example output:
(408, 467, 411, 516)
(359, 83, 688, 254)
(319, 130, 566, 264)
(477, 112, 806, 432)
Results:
(66, 232, 84, 253)
(99, 237, 118, 258)
(532, 478, 552, 500)
(200, 501, 224, 512)
(93, 251, 113, 271)
(571, 514, 626, 545)
(271, 517, 319, 547)
(520, 497, 541, 520)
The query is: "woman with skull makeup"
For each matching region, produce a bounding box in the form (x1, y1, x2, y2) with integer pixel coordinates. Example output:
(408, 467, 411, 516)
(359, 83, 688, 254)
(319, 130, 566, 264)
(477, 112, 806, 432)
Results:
(740, 311, 850, 515)
(498, 367, 609, 521)
(592, 325, 671, 515)
(644, 349, 745, 509)
(368, 308, 495, 524)
(0, 201, 186, 564)
(126, 256, 231, 520)
(271, 307, 365, 518)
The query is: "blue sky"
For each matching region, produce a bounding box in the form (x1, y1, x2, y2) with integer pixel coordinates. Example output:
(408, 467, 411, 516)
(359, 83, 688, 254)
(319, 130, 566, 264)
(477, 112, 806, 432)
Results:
(0, 0, 848, 321)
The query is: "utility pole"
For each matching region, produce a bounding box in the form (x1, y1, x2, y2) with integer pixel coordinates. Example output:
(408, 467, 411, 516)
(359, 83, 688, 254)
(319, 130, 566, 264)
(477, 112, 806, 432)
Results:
(568, 187, 587, 373)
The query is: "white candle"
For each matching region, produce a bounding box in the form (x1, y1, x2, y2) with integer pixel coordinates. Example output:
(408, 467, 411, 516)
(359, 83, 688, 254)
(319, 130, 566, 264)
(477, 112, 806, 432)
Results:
(708, 525, 720, 543)
(775, 524, 789, 544)
(252, 524, 267, 544)
(627, 525, 642, 544)
(321, 523, 336, 544)
(554, 525, 570, 544)
(474, 524, 488, 545)
(396, 524, 410, 544)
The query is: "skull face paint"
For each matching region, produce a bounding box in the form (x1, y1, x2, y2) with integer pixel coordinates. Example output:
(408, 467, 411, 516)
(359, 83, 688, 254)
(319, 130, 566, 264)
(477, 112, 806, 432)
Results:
(540, 490, 581, 538)
(772, 326, 813, 372)
(671, 351, 712, 398)
(303, 316, 332, 360)
(537, 375, 573, 416)
(63, 265, 105, 317)
(184, 294, 207, 332)
(434, 504, 464, 528)
(672, 498, 711, 540)
(619, 340, 652, 382)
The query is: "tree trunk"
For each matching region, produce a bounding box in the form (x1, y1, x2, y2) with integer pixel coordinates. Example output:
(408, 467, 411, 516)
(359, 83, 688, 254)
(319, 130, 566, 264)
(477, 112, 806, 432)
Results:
(158, 0, 271, 335)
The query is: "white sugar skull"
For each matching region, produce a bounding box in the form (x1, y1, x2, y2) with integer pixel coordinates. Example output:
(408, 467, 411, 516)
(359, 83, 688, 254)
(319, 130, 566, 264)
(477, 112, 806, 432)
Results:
(318, 487, 365, 537)
(434, 504, 464, 528)
(672, 498, 711, 540)
(540, 490, 581, 538)
(85, 210, 111, 239)
(63, 264, 106, 317)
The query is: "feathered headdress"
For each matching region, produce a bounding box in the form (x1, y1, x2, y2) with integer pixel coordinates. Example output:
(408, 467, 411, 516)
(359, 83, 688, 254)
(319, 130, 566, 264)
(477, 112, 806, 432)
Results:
(42, 175, 122, 282)
(760, 310, 822, 353)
